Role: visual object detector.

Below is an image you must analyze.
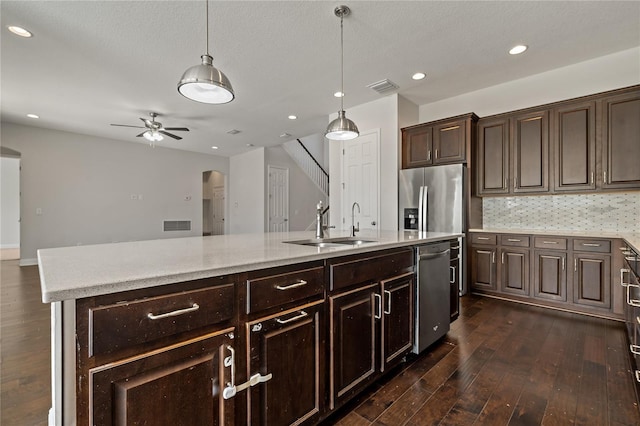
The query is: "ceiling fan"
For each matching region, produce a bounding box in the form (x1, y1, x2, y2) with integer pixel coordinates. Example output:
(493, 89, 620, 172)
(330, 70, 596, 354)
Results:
(110, 112, 189, 142)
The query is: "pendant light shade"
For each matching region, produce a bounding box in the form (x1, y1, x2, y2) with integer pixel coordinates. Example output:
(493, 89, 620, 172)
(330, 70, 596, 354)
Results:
(177, 0, 234, 104)
(325, 5, 359, 141)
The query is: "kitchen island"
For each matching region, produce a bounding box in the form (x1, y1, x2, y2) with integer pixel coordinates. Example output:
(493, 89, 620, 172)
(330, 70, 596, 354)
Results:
(39, 230, 460, 425)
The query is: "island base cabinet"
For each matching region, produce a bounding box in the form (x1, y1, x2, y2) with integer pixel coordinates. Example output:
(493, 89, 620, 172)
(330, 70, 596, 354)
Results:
(381, 272, 414, 371)
(89, 329, 234, 426)
(245, 301, 324, 426)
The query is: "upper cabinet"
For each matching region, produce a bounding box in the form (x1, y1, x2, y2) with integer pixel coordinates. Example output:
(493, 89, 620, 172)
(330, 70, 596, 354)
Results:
(601, 90, 640, 189)
(401, 113, 478, 169)
(475, 85, 640, 196)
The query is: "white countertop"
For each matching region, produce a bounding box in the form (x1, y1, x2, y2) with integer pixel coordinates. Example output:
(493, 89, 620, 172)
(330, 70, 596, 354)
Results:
(38, 230, 461, 303)
(469, 228, 640, 254)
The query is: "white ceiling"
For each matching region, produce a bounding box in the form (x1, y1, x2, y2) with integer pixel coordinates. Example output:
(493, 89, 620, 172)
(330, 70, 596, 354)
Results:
(2, 1, 639, 157)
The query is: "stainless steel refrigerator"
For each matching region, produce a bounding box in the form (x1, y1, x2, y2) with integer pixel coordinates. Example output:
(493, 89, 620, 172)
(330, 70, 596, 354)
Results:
(398, 163, 466, 353)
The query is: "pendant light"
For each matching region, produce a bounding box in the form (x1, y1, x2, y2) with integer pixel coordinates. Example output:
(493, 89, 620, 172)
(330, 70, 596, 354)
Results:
(178, 0, 234, 104)
(325, 5, 359, 141)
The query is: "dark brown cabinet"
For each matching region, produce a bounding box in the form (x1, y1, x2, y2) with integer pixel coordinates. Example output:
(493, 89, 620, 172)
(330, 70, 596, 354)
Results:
(601, 90, 640, 189)
(533, 250, 567, 302)
(401, 113, 477, 169)
(90, 329, 235, 426)
(512, 110, 550, 193)
(572, 254, 611, 310)
(246, 301, 324, 426)
(499, 248, 530, 296)
(552, 101, 596, 191)
(380, 272, 414, 371)
(477, 118, 510, 195)
(470, 245, 497, 292)
(450, 241, 460, 322)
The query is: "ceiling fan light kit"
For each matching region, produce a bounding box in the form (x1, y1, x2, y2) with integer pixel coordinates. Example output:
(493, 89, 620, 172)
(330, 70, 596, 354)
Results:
(178, 0, 234, 104)
(325, 5, 359, 141)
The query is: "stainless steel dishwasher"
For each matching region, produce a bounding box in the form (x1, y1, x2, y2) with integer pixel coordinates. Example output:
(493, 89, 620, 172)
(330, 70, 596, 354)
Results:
(413, 241, 451, 354)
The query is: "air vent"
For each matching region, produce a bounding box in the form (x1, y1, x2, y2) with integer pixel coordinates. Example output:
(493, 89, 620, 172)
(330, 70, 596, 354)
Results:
(163, 220, 191, 232)
(366, 79, 399, 94)
(227, 129, 241, 135)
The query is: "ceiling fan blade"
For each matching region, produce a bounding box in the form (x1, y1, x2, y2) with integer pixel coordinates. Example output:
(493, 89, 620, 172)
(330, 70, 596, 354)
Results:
(111, 124, 146, 128)
(136, 132, 146, 137)
(159, 130, 182, 140)
(139, 117, 153, 127)
(163, 127, 189, 132)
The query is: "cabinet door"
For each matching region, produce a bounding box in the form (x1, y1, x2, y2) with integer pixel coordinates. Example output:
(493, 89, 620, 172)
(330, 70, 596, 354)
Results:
(329, 283, 378, 409)
(512, 110, 549, 193)
(402, 126, 432, 168)
(450, 256, 460, 322)
(380, 272, 414, 372)
(246, 301, 324, 426)
(477, 118, 510, 195)
(433, 119, 466, 164)
(601, 91, 640, 189)
(90, 330, 234, 426)
(500, 248, 530, 296)
(573, 254, 611, 309)
(470, 246, 497, 292)
(533, 250, 567, 302)
(553, 101, 596, 191)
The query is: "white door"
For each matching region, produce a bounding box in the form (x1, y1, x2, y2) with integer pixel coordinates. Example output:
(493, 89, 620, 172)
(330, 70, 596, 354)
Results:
(342, 129, 379, 232)
(212, 186, 225, 235)
(268, 166, 289, 232)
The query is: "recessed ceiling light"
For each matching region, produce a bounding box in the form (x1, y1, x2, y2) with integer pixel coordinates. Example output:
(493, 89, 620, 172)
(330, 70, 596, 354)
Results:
(509, 45, 528, 55)
(246, 143, 254, 147)
(412, 72, 426, 80)
(8, 26, 32, 38)
(211, 146, 219, 150)
(288, 115, 297, 120)
(280, 133, 292, 138)
(26, 113, 39, 119)
(334, 91, 344, 98)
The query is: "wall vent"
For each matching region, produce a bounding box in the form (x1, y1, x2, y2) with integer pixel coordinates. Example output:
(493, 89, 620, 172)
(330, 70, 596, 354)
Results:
(163, 220, 191, 232)
(366, 79, 399, 94)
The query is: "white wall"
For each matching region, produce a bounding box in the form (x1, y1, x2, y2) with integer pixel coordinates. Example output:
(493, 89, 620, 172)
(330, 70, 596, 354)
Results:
(229, 148, 265, 234)
(1, 157, 21, 248)
(1, 122, 229, 263)
(329, 95, 400, 232)
(265, 145, 327, 232)
(419, 47, 640, 121)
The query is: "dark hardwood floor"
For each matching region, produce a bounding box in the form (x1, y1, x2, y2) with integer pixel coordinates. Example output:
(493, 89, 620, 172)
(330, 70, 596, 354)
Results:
(1, 259, 639, 425)
(326, 295, 640, 426)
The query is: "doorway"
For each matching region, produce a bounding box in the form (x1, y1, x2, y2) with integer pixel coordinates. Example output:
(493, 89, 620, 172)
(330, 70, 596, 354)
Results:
(1, 154, 21, 260)
(202, 170, 226, 236)
(267, 165, 289, 232)
(341, 129, 379, 232)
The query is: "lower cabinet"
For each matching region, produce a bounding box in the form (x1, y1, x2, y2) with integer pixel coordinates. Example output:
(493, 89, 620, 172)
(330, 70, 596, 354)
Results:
(245, 301, 324, 426)
(533, 250, 567, 302)
(470, 246, 497, 291)
(500, 248, 530, 296)
(573, 253, 611, 309)
(328, 269, 414, 410)
(90, 329, 235, 426)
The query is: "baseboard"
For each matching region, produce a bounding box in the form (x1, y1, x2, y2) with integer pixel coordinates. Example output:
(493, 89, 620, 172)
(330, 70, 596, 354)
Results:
(19, 258, 37, 266)
(0, 244, 20, 249)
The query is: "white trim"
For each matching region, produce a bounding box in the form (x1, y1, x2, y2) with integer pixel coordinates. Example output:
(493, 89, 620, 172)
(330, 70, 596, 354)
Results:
(19, 257, 37, 266)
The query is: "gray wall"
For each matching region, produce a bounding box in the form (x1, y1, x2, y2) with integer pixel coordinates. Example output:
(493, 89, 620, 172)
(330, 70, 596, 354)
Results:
(1, 122, 229, 263)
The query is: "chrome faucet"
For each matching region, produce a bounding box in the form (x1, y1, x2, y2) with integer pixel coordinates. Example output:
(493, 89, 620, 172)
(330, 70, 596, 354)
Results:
(351, 202, 360, 237)
(316, 201, 327, 239)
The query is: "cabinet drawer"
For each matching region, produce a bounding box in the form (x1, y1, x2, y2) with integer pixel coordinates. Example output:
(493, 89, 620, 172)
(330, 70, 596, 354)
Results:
(499, 235, 530, 247)
(329, 249, 414, 292)
(534, 237, 568, 250)
(246, 266, 324, 314)
(471, 233, 497, 245)
(89, 283, 234, 357)
(573, 239, 611, 253)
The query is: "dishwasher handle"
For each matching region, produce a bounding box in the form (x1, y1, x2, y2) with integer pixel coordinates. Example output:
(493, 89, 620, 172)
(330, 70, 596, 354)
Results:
(418, 249, 450, 260)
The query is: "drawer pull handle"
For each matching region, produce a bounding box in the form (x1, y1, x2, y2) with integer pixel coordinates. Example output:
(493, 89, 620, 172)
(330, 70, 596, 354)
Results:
(627, 284, 640, 307)
(582, 243, 601, 247)
(374, 294, 382, 319)
(275, 280, 308, 291)
(477, 237, 490, 240)
(147, 303, 199, 320)
(507, 239, 521, 242)
(543, 241, 558, 245)
(636, 371, 640, 383)
(276, 310, 308, 324)
(626, 256, 638, 262)
(450, 266, 456, 284)
(384, 290, 392, 314)
(621, 268, 630, 287)
(631, 344, 640, 356)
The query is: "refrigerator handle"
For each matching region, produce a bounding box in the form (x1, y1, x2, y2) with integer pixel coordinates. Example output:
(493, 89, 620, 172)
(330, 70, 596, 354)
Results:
(421, 186, 428, 232)
(418, 186, 424, 232)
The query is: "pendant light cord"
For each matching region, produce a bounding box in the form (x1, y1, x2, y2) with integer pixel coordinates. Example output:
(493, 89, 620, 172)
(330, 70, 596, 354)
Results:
(205, 0, 209, 55)
(340, 13, 344, 112)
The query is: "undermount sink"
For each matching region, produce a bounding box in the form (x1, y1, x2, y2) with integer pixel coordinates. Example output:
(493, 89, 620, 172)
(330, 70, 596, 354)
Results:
(284, 237, 377, 247)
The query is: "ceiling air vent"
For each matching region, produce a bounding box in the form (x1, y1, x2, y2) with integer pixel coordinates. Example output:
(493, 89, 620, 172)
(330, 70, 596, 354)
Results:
(163, 220, 191, 232)
(366, 79, 399, 95)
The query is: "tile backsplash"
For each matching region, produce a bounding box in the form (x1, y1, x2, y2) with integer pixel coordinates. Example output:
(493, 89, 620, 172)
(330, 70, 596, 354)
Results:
(483, 192, 640, 232)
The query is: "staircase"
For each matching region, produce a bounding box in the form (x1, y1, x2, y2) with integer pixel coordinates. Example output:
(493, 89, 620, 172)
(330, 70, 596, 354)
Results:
(282, 139, 329, 196)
